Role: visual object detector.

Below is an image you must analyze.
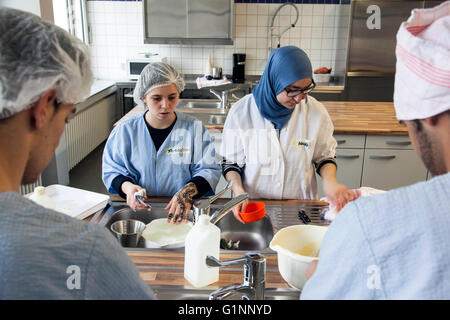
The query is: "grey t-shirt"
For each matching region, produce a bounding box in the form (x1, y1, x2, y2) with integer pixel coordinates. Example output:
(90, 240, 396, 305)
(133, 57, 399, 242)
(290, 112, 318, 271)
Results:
(0, 192, 154, 299)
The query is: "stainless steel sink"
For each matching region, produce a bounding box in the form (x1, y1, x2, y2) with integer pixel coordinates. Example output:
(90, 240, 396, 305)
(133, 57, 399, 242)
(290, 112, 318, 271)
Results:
(191, 113, 227, 125)
(176, 99, 237, 110)
(176, 99, 229, 125)
(177, 99, 222, 109)
(216, 212, 273, 251)
(151, 285, 300, 300)
(96, 201, 274, 251)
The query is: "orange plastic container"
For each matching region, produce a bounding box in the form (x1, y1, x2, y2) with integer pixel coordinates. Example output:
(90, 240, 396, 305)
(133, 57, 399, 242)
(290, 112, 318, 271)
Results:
(238, 202, 266, 223)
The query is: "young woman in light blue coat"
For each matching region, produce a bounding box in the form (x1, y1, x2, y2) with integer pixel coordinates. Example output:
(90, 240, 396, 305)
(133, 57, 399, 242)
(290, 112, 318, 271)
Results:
(102, 63, 221, 223)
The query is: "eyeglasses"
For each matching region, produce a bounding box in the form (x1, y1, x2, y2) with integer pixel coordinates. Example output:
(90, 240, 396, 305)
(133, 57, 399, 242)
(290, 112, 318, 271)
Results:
(284, 80, 316, 97)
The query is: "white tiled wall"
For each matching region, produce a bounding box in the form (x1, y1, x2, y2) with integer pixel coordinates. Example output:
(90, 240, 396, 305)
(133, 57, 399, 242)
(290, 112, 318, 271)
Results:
(87, 1, 350, 80)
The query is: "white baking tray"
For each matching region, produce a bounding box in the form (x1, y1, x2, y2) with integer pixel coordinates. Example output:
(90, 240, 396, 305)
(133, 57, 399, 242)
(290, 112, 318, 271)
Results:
(26, 184, 109, 220)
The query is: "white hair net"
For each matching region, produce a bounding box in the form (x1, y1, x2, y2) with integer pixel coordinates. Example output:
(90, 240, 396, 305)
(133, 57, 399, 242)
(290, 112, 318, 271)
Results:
(133, 62, 185, 106)
(0, 7, 94, 120)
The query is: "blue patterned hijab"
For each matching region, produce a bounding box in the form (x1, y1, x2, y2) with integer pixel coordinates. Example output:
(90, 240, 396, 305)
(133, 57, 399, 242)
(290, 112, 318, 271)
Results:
(253, 46, 312, 129)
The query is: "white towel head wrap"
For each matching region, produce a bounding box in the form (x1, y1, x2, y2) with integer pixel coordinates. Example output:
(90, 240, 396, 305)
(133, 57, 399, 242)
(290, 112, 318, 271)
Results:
(394, 1, 450, 120)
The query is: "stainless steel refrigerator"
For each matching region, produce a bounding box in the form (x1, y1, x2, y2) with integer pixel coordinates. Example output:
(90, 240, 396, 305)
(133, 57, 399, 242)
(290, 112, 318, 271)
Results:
(344, 0, 444, 101)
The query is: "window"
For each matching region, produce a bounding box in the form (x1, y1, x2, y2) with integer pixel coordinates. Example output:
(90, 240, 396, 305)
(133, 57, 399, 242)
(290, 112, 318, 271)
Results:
(52, 0, 89, 44)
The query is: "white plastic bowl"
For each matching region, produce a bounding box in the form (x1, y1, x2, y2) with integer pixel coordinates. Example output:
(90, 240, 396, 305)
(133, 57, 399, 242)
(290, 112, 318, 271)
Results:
(269, 225, 328, 290)
(313, 73, 331, 83)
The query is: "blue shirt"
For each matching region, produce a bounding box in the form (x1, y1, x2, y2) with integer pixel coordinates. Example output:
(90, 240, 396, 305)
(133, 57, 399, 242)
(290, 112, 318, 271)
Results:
(102, 111, 221, 197)
(0, 192, 155, 299)
(301, 172, 450, 299)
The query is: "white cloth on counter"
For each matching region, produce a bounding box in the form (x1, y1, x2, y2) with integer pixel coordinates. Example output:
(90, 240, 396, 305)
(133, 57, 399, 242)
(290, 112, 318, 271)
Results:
(196, 76, 231, 88)
(221, 94, 336, 200)
(301, 172, 450, 299)
(320, 187, 386, 221)
(394, 1, 450, 120)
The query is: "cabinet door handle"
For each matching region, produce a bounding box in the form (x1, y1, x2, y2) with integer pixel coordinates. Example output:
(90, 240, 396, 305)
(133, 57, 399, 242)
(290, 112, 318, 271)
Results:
(336, 154, 360, 159)
(369, 155, 396, 160)
(386, 140, 411, 146)
(336, 139, 346, 145)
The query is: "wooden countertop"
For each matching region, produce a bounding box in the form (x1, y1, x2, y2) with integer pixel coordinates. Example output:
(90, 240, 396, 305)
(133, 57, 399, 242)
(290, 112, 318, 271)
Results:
(322, 101, 406, 135)
(204, 101, 407, 135)
(116, 101, 407, 135)
(127, 250, 291, 288)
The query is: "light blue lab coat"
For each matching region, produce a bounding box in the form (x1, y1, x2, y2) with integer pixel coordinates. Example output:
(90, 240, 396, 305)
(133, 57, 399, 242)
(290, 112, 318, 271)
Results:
(300, 172, 450, 299)
(102, 111, 221, 197)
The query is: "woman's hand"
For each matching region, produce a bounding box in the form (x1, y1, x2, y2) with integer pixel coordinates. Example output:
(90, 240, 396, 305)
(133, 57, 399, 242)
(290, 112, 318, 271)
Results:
(319, 163, 358, 213)
(121, 182, 149, 211)
(223, 171, 248, 224)
(323, 181, 358, 212)
(165, 182, 198, 224)
(231, 184, 248, 224)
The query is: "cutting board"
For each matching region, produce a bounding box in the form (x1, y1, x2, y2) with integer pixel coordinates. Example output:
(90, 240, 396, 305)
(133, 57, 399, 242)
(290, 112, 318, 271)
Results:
(26, 184, 109, 220)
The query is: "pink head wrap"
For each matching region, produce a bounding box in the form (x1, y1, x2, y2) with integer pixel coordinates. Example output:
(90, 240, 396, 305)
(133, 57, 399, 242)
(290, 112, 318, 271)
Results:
(394, 1, 450, 120)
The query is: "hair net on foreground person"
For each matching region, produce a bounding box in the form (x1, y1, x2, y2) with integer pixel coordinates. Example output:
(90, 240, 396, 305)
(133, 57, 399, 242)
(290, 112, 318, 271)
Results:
(0, 7, 154, 299)
(301, 1, 450, 299)
(102, 62, 221, 224)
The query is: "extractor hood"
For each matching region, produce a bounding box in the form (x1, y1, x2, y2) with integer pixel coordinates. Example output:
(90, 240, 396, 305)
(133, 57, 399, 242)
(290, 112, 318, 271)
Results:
(142, 0, 234, 45)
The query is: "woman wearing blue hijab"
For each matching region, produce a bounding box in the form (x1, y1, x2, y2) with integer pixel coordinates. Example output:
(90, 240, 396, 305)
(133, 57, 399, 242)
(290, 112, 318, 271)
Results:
(221, 46, 355, 222)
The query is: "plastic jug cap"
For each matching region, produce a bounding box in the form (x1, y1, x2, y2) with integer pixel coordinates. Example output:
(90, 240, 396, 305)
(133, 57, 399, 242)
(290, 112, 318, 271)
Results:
(198, 214, 210, 225)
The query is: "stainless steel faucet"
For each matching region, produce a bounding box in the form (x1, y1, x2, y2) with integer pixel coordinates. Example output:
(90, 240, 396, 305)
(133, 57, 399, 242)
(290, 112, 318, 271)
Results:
(208, 193, 248, 225)
(192, 181, 248, 225)
(206, 253, 266, 300)
(209, 87, 241, 110)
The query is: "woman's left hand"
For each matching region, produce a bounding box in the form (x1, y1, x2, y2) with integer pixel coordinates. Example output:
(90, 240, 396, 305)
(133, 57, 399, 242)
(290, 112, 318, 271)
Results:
(323, 182, 358, 212)
(165, 182, 198, 224)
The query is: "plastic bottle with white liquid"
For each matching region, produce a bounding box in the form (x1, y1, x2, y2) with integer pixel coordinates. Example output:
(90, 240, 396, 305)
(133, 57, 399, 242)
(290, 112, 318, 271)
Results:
(29, 186, 56, 210)
(204, 55, 213, 78)
(184, 214, 220, 287)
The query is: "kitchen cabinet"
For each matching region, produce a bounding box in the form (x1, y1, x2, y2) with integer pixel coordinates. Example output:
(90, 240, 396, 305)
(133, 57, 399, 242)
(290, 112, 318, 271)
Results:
(362, 135, 427, 190)
(335, 149, 365, 191)
(317, 134, 365, 199)
(362, 149, 427, 190)
(318, 134, 427, 198)
(116, 82, 136, 117)
(365, 135, 413, 149)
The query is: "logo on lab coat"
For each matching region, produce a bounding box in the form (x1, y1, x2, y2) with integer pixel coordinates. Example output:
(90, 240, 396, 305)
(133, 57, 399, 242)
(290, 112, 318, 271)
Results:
(165, 146, 190, 155)
(293, 140, 310, 148)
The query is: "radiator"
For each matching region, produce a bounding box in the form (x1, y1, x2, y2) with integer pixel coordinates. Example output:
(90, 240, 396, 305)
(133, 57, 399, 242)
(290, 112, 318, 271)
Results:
(65, 94, 116, 171)
(19, 176, 43, 195)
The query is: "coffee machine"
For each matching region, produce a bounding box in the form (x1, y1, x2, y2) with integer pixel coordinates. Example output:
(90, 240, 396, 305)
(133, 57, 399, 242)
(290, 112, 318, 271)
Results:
(232, 53, 246, 83)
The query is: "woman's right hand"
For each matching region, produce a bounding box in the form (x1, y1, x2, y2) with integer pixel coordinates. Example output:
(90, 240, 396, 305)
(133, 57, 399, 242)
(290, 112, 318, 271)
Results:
(231, 185, 248, 224)
(121, 182, 149, 211)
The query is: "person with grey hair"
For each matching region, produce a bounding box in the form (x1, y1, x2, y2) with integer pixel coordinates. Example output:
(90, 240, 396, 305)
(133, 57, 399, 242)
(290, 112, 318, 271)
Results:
(0, 7, 154, 299)
(102, 62, 221, 224)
